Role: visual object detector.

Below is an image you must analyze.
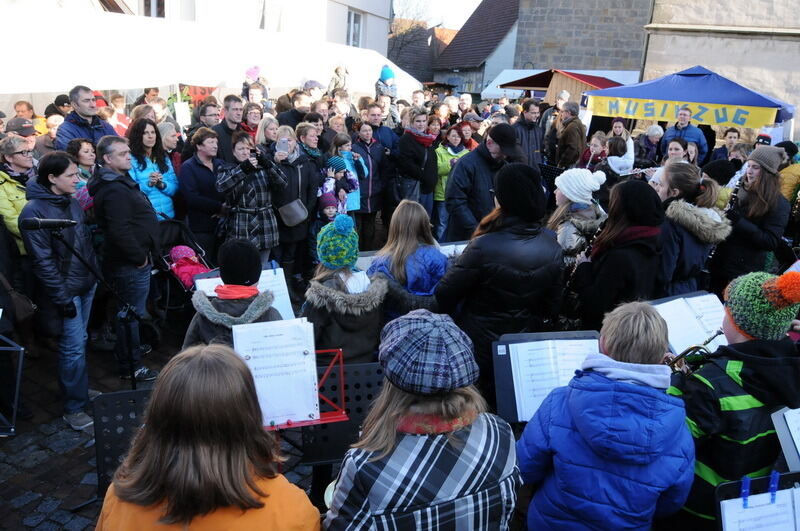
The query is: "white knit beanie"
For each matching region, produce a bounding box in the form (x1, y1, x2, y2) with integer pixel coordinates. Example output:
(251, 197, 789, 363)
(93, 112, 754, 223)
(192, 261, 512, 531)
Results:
(555, 169, 606, 205)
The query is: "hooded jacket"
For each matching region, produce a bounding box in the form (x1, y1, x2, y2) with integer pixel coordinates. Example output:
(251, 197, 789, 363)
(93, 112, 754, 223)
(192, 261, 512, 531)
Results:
(556, 203, 606, 269)
(669, 338, 800, 522)
(128, 156, 179, 219)
(182, 290, 282, 349)
(88, 166, 160, 268)
(658, 200, 731, 297)
(19, 181, 98, 336)
(518, 353, 694, 530)
(301, 273, 387, 364)
(0, 169, 28, 254)
(55, 111, 117, 151)
(444, 143, 506, 241)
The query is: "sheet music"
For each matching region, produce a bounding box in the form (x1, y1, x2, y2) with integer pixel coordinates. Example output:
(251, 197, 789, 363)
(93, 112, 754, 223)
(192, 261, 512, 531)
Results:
(786, 409, 800, 457)
(194, 268, 295, 319)
(720, 488, 799, 530)
(654, 294, 726, 355)
(510, 339, 596, 422)
(232, 319, 319, 426)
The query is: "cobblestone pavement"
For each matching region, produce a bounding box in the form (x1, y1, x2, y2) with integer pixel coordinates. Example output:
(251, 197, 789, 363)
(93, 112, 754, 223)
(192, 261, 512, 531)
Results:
(0, 313, 315, 530)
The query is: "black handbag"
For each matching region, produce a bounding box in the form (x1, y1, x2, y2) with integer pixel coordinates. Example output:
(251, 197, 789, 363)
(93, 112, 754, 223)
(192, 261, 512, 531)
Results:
(0, 271, 36, 324)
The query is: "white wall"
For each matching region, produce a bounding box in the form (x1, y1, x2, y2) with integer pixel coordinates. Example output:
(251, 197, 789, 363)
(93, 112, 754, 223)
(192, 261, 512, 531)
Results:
(483, 23, 517, 91)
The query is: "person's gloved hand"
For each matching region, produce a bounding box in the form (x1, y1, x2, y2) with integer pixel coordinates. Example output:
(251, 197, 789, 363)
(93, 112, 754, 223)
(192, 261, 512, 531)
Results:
(60, 301, 77, 319)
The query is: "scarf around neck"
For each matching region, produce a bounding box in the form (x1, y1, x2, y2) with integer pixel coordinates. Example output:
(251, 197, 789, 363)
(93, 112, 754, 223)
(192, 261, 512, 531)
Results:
(300, 142, 322, 159)
(591, 225, 661, 259)
(405, 127, 437, 148)
(397, 409, 478, 434)
(215, 284, 259, 299)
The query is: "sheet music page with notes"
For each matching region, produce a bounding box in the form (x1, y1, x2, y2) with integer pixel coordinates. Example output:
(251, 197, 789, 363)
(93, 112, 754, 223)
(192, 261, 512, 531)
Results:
(232, 319, 318, 426)
(653, 294, 726, 355)
(720, 488, 799, 530)
(510, 339, 597, 422)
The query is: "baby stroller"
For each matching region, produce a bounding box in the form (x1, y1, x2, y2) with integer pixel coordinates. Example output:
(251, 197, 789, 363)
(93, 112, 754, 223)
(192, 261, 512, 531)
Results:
(147, 218, 211, 344)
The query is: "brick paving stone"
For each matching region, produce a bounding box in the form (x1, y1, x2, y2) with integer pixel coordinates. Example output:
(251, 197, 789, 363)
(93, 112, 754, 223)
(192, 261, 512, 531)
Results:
(36, 422, 59, 436)
(10, 490, 42, 509)
(34, 521, 61, 531)
(64, 515, 92, 531)
(0, 462, 19, 481)
(35, 497, 61, 514)
(5, 432, 40, 453)
(43, 430, 88, 454)
(48, 508, 75, 525)
(16, 449, 50, 469)
(81, 472, 98, 486)
(22, 513, 47, 527)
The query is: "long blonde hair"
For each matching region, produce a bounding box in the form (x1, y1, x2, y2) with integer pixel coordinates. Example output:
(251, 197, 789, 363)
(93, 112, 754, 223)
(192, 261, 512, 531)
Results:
(375, 200, 436, 285)
(354, 381, 487, 459)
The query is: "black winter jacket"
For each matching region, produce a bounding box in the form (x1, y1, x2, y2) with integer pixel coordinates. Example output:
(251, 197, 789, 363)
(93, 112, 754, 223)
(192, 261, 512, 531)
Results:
(87, 166, 160, 268)
(573, 233, 661, 331)
(277, 108, 306, 130)
(273, 152, 319, 243)
(301, 274, 387, 364)
(710, 194, 790, 293)
(352, 137, 387, 213)
(444, 144, 506, 241)
(396, 132, 438, 194)
(436, 218, 564, 365)
(512, 116, 543, 166)
(211, 121, 241, 164)
(19, 181, 99, 336)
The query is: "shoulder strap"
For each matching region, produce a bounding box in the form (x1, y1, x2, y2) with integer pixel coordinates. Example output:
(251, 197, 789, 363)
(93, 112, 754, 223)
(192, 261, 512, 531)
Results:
(0, 270, 14, 292)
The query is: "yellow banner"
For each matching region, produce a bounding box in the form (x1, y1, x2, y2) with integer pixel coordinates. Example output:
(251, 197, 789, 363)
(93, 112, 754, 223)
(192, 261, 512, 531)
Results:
(587, 96, 778, 129)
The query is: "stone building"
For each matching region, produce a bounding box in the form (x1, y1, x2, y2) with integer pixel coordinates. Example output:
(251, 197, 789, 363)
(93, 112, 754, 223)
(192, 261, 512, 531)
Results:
(388, 20, 457, 84)
(513, 0, 652, 70)
(643, 0, 799, 137)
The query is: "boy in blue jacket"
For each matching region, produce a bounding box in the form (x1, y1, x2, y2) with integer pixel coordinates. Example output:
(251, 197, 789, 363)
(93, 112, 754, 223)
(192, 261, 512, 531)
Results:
(517, 301, 695, 530)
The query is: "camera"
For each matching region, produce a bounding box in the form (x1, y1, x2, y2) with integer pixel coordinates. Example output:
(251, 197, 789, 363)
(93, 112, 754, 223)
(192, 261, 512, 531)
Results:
(250, 148, 272, 169)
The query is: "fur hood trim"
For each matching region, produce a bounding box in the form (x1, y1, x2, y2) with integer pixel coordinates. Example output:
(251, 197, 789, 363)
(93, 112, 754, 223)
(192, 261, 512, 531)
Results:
(305, 276, 387, 315)
(565, 204, 607, 236)
(666, 200, 732, 244)
(191, 290, 276, 328)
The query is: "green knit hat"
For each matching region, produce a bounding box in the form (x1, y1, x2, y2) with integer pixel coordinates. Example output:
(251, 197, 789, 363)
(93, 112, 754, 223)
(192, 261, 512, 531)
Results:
(724, 271, 800, 340)
(317, 214, 359, 270)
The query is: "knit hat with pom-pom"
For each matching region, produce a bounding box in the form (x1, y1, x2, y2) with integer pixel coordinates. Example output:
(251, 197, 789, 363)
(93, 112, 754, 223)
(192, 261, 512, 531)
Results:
(317, 214, 359, 270)
(724, 271, 800, 340)
(555, 168, 606, 205)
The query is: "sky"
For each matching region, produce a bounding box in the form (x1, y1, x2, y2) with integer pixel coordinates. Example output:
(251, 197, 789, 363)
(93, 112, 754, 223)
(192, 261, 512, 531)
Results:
(394, 0, 482, 30)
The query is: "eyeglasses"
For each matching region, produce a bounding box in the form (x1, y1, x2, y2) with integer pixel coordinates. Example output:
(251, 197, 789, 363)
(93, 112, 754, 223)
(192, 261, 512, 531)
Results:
(12, 150, 33, 157)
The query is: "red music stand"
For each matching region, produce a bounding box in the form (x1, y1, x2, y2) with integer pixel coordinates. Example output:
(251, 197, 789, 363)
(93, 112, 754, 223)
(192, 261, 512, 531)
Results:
(265, 348, 348, 431)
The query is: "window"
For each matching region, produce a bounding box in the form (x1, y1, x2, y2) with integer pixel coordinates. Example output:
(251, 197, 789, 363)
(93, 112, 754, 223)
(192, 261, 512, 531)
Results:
(142, 0, 164, 17)
(347, 9, 362, 47)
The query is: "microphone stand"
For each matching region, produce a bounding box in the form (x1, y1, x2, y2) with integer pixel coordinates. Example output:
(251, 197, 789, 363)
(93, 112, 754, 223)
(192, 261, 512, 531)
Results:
(48, 228, 140, 389)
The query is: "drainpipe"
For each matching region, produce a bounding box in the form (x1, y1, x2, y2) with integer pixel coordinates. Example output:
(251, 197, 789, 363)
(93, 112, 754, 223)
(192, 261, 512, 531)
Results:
(640, 0, 657, 83)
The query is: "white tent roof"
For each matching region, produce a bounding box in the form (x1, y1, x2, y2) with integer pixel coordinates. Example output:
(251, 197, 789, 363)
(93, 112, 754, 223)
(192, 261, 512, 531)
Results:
(0, 7, 420, 114)
(481, 69, 642, 100)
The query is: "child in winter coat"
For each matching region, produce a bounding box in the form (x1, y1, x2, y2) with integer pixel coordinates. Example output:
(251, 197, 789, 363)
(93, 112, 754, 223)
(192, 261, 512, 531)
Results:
(182, 239, 281, 348)
(517, 302, 695, 530)
(547, 168, 607, 269)
(329, 133, 366, 213)
(307, 193, 338, 266)
(319, 156, 357, 214)
(368, 200, 447, 320)
(169, 245, 211, 289)
(664, 270, 800, 527)
(301, 214, 387, 364)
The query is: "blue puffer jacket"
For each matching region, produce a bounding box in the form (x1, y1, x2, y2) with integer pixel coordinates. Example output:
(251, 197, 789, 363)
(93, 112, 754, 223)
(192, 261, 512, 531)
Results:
(55, 111, 117, 150)
(367, 245, 448, 297)
(128, 156, 179, 219)
(517, 355, 695, 530)
(660, 122, 708, 163)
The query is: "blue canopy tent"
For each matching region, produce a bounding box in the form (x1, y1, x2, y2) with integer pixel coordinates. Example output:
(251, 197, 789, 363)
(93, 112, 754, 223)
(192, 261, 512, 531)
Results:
(585, 66, 794, 129)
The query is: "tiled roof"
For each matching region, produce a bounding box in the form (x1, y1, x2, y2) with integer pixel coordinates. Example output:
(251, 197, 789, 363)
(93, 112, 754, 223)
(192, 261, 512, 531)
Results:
(434, 0, 519, 70)
(500, 70, 623, 90)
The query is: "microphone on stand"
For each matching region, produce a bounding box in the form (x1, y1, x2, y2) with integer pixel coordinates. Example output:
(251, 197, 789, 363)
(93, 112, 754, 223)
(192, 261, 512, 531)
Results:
(19, 218, 78, 230)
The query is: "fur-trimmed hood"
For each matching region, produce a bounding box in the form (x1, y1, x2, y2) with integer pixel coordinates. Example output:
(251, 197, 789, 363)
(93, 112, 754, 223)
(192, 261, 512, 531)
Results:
(191, 290, 277, 328)
(565, 204, 606, 238)
(666, 200, 731, 244)
(304, 275, 387, 315)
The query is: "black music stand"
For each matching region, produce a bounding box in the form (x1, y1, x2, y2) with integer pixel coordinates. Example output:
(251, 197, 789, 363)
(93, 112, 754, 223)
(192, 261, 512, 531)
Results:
(0, 334, 24, 437)
(69, 389, 151, 511)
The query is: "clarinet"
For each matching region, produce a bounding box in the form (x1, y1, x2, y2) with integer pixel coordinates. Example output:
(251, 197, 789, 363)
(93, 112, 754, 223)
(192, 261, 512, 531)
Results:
(568, 220, 606, 281)
(704, 179, 742, 267)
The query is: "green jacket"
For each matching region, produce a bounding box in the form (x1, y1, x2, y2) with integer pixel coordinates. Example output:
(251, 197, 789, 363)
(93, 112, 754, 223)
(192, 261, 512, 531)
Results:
(668, 337, 800, 523)
(434, 145, 468, 202)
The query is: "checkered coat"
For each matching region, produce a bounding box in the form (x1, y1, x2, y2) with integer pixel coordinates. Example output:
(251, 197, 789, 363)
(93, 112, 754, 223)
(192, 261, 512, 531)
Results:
(324, 413, 520, 530)
(216, 156, 287, 251)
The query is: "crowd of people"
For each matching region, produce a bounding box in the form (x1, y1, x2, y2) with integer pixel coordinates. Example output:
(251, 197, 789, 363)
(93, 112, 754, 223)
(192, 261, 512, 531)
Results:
(2, 66, 800, 529)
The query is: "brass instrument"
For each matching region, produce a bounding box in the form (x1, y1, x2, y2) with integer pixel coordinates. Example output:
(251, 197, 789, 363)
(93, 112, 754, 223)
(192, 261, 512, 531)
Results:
(667, 329, 724, 373)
